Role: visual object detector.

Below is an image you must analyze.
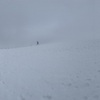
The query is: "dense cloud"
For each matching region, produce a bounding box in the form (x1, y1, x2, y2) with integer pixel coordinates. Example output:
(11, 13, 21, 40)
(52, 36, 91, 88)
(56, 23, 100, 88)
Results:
(0, 0, 99, 47)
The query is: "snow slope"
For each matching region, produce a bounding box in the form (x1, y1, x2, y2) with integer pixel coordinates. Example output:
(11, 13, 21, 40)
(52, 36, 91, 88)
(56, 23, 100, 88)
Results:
(0, 0, 100, 100)
(0, 39, 100, 100)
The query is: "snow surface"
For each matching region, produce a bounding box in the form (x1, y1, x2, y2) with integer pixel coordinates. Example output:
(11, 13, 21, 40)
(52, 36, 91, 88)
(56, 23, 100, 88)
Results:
(0, 39, 100, 100)
(0, 0, 100, 100)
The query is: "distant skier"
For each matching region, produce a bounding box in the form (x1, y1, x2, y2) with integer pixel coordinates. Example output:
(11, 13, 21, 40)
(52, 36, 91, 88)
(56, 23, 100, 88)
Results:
(37, 41, 39, 45)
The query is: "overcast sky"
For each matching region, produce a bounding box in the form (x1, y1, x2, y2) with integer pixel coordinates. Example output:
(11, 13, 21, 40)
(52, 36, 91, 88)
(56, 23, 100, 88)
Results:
(0, 0, 99, 46)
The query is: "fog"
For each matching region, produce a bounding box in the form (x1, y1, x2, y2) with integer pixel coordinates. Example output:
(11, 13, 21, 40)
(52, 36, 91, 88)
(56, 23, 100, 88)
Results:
(0, 0, 99, 48)
(0, 1, 100, 99)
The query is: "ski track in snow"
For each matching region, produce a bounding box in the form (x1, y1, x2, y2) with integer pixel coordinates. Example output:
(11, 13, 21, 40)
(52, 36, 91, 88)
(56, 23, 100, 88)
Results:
(0, 39, 99, 100)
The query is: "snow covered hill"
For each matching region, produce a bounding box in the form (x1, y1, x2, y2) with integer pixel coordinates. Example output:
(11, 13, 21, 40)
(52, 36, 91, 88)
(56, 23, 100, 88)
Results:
(0, 39, 100, 100)
(0, 0, 100, 100)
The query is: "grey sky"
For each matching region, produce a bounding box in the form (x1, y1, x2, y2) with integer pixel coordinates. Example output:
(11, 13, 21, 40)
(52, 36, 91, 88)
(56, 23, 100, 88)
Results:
(0, 0, 99, 47)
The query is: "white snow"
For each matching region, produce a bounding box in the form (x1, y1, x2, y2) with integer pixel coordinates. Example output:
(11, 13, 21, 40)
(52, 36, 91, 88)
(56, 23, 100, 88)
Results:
(0, 0, 100, 100)
(0, 39, 100, 100)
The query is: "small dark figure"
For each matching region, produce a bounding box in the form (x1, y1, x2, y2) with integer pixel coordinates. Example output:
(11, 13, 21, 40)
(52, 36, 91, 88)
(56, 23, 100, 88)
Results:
(37, 41, 39, 45)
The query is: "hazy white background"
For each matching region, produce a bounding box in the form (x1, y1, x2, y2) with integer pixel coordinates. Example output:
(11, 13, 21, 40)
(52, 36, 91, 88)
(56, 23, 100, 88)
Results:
(0, 0, 99, 48)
